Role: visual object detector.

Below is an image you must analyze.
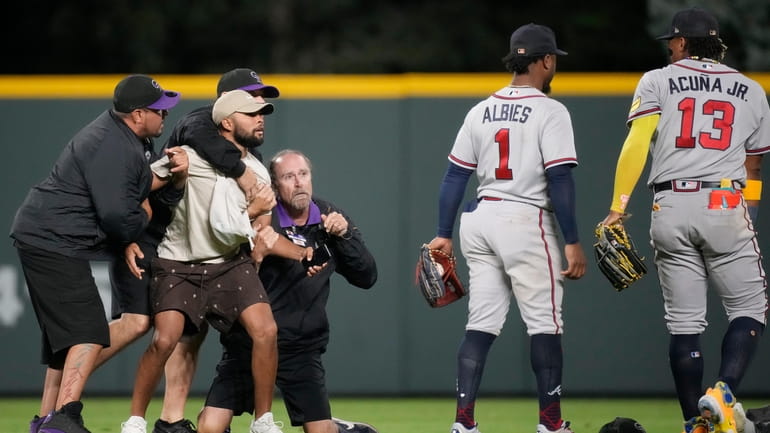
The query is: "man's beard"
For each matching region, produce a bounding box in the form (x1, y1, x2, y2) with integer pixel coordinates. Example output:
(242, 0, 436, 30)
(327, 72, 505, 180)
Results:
(234, 127, 264, 148)
(287, 192, 311, 212)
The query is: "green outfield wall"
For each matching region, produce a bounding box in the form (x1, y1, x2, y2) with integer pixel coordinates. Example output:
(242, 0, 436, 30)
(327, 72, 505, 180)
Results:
(0, 74, 768, 397)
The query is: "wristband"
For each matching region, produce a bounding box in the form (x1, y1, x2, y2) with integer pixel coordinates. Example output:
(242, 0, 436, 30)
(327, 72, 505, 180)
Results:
(743, 179, 762, 201)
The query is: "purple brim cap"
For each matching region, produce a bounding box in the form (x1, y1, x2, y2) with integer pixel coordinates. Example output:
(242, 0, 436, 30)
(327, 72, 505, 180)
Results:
(147, 91, 181, 110)
(239, 83, 280, 98)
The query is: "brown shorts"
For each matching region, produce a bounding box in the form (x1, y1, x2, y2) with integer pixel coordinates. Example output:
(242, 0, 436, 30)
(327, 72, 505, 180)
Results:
(150, 253, 269, 333)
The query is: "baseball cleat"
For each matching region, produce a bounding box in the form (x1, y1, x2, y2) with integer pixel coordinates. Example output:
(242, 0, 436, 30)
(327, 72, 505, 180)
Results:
(537, 420, 574, 433)
(698, 381, 737, 433)
(683, 416, 715, 433)
(332, 417, 379, 433)
(451, 421, 481, 433)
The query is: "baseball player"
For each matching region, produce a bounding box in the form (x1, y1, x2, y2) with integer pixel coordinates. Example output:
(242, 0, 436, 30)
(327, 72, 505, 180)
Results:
(428, 23, 586, 433)
(600, 7, 769, 433)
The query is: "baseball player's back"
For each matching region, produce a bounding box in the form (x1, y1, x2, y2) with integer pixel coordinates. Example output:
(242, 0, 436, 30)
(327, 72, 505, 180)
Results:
(601, 8, 769, 433)
(449, 86, 577, 209)
(630, 58, 770, 186)
(430, 23, 585, 433)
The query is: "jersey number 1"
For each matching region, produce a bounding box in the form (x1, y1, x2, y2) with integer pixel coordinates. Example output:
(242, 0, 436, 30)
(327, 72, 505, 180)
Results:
(675, 97, 735, 150)
(494, 128, 513, 180)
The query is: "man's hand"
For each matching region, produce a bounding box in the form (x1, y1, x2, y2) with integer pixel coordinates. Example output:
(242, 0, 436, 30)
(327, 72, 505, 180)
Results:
(306, 262, 329, 277)
(165, 146, 189, 189)
(601, 210, 625, 227)
(251, 224, 280, 265)
(165, 146, 188, 174)
(236, 168, 259, 203)
(246, 183, 276, 218)
(427, 236, 453, 257)
(562, 243, 587, 280)
(124, 242, 145, 279)
(321, 212, 349, 237)
(140, 198, 152, 220)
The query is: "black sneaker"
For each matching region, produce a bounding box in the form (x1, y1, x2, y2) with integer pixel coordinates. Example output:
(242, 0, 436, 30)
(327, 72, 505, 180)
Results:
(332, 417, 379, 433)
(39, 401, 91, 433)
(152, 418, 197, 433)
(29, 412, 52, 433)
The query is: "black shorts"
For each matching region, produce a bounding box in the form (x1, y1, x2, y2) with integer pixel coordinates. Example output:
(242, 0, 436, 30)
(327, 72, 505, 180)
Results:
(109, 239, 157, 319)
(15, 241, 110, 368)
(205, 344, 330, 426)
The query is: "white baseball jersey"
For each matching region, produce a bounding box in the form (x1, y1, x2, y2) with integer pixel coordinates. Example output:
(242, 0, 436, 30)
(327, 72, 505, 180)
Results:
(448, 86, 578, 336)
(448, 86, 578, 209)
(628, 58, 770, 186)
(628, 58, 769, 333)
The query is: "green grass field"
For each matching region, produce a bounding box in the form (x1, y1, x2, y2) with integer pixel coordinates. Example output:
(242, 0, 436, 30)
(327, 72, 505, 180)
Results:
(3, 395, 767, 433)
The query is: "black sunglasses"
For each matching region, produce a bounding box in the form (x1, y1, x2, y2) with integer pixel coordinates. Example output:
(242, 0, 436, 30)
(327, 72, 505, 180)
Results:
(144, 108, 169, 119)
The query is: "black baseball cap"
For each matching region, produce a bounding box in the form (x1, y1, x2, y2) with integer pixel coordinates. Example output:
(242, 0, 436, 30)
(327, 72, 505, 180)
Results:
(598, 417, 647, 433)
(656, 7, 719, 40)
(503, 23, 567, 61)
(216, 68, 280, 98)
(113, 74, 180, 113)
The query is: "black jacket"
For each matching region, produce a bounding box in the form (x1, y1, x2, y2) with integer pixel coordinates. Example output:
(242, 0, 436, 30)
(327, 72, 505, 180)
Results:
(11, 110, 153, 260)
(165, 105, 261, 173)
(223, 197, 378, 354)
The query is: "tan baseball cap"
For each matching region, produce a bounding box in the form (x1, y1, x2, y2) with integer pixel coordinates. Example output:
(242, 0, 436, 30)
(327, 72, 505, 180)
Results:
(212, 89, 274, 125)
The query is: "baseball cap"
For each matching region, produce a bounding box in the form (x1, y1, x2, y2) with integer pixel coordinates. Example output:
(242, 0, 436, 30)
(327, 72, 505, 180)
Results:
(598, 417, 647, 433)
(216, 68, 280, 98)
(212, 89, 274, 125)
(113, 74, 180, 113)
(656, 7, 719, 40)
(502, 23, 567, 60)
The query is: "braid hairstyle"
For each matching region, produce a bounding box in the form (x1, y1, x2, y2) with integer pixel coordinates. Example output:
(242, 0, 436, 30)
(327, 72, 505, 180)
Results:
(502, 55, 546, 74)
(685, 36, 728, 62)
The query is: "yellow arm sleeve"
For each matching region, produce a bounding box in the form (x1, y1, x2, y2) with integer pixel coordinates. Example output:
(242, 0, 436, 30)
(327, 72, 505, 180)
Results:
(610, 114, 660, 212)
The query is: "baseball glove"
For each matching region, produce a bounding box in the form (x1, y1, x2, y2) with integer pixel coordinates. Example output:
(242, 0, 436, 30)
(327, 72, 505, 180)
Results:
(593, 223, 647, 291)
(415, 244, 466, 308)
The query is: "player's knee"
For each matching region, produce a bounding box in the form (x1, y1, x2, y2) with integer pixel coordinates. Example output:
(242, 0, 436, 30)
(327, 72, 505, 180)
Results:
(150, 331, 181, 356)
(124, 313, 151, 337)
(196, 408, 230, 433)
(466, 325, 502, 336)
(248, 319, 278, 344)
(196, 417, 222, 433)
(667, 320, 707, 335)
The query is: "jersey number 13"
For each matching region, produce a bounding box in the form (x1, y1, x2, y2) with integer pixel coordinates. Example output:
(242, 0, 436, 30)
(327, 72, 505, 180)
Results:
(676, 97, 735, 150)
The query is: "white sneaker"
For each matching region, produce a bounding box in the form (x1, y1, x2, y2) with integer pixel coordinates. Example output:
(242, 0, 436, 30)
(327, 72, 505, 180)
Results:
(250, 412, 284, 433)
(451, 421, 481, 433)
(121, 416, 147, 433)
(537, 421, 574, 433)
